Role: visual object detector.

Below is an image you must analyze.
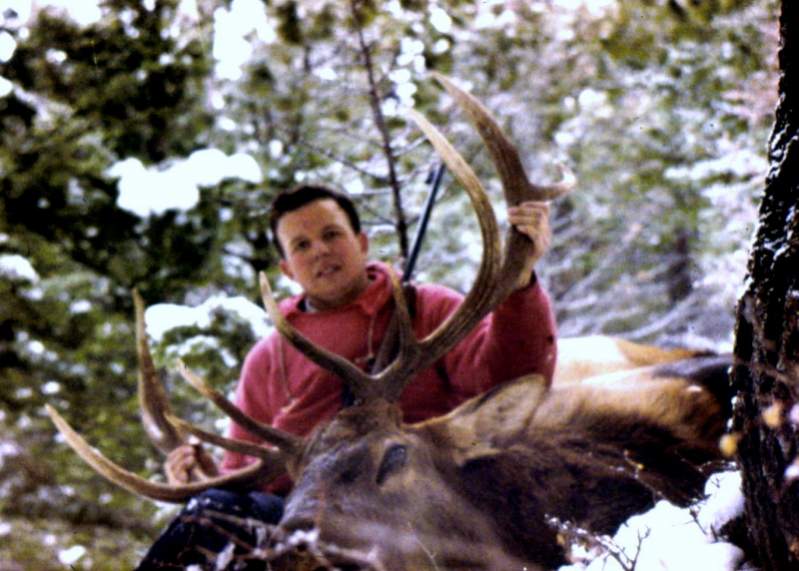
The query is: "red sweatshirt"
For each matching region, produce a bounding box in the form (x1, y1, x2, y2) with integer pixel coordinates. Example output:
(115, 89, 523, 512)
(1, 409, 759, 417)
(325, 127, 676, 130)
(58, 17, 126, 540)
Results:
(221, 261, 557, 491)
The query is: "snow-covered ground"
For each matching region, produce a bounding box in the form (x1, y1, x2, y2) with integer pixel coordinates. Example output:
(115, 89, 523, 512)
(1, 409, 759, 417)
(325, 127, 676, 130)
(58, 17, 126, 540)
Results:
(560, 470, 750, 571)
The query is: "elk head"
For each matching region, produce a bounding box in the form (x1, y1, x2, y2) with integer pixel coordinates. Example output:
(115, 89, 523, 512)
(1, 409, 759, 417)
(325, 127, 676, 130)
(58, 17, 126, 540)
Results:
(266, 354, 730, 570)
(268, 380, 564, 571)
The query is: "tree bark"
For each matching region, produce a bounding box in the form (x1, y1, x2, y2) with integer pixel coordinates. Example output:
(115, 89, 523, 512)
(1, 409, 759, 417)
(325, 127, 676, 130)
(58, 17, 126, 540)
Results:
(732, 1, 799, 569)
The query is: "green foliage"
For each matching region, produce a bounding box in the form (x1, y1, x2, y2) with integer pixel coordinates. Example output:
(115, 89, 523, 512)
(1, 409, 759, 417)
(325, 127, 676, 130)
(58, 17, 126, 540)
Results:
(0, 515, 149, 569)
(4, 5, 212, 161)
(0, 0, 225, 562)
(275, 0, 304, 44)
(436, 0, 778, 340)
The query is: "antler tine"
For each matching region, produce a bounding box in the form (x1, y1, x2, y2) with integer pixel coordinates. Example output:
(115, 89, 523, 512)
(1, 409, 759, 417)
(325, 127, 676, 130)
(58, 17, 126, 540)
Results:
(393, 101, 505, 343)
(375, 268, 425, 401)
(406, 106, 503, 329)
(430, 74, 575, 304)
(134, 289, 185, 453)
(369, 108, 504, 401)
(45, 404, 283, 503)
(177, 360, 303, 455)
(378, 74, 573, 399)
(165, 413, 288, 462)
(386, 267, 417, 357)
(259, 272, 380, 401)
(431, 72, 576, 203)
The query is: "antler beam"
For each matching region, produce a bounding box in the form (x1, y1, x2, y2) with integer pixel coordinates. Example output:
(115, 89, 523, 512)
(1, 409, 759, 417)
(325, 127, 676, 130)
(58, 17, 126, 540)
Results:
(46, 292, 301, 502)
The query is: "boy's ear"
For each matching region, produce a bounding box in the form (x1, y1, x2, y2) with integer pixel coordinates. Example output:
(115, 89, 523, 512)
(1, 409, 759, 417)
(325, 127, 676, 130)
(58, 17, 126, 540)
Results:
(278, 258, 294, 280)
(358, 232, 369, 254)
(413, 375, 548, 465)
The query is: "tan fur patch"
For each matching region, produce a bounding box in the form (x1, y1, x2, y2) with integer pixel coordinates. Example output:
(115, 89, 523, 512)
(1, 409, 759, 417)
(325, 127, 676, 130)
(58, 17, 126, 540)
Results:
(532, 372, 721, 445)
(554, 336, 704, 385)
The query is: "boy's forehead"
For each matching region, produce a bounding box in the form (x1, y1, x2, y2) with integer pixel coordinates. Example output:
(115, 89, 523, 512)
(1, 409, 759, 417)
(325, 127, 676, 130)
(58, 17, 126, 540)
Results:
(277, 198, 350, 234)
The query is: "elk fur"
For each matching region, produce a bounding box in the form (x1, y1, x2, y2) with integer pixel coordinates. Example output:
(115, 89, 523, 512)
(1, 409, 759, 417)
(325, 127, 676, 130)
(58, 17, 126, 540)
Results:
(273, 355, 730, 570)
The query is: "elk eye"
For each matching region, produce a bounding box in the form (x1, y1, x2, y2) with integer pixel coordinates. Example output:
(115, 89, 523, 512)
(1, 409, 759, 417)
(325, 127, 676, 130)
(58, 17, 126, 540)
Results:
(376, 444, 407, 485)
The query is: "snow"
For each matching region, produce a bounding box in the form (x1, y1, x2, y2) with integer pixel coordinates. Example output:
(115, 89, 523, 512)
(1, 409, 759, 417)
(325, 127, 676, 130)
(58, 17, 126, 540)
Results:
(0, 75, 11, 97)
(41, 381, 60, 395)
(212, 0, 275, 81)
(0, 253, 39, 282)
(554, 0, 616, 15)
(57, 544, 87, 565)
(167, 334, 238, 368)
(560, 471, 747, 571)
(429, 7, 453, 34)
(144, 294, 272, 342)
(69, 299, 92, 314)
(0, 0, 30, 22)
(790, 404, 799, 425)
(0, 30, 16, 61)
(0, 0, 98, 27)
(109, 149, 262, 217)
(665, 149, 767, 182)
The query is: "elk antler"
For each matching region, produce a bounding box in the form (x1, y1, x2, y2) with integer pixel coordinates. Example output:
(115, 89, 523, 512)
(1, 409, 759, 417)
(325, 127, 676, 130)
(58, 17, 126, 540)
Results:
(46, 403, 284, 502)
(134, 289, 186, 454)
(45, 75, 573, 503)
(258, 74, 575, 404)
(45, 292, 302, 503)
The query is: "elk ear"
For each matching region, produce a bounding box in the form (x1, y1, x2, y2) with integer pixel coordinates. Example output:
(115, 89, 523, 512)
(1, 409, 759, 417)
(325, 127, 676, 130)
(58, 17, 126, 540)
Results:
(416, 375, 548, 464)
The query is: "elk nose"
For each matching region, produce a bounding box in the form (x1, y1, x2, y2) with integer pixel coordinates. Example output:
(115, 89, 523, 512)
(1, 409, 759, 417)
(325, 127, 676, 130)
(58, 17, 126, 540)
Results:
(279, 515, 316, 534)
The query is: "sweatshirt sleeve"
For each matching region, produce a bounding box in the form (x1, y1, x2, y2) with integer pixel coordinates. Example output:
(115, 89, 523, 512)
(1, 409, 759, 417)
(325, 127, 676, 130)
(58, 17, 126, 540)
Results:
(420, 276, 557, 401)
(219, 337, 278, 473)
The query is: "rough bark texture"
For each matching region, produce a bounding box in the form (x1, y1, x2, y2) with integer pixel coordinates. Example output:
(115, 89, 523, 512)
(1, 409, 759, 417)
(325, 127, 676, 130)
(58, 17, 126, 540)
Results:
(732, 1, 799, 569)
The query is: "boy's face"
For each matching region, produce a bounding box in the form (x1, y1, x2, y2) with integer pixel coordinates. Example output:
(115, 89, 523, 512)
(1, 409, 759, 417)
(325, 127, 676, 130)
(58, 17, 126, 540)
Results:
(276, 198, 370, 310)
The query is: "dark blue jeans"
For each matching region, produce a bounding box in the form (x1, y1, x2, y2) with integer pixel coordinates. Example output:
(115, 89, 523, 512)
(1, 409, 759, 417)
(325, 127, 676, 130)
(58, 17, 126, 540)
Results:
(135, 488, 284, 570)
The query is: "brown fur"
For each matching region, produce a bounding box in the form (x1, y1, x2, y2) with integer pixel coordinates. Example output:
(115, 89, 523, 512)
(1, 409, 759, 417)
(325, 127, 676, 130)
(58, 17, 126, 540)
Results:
(271, 355, 731, 570)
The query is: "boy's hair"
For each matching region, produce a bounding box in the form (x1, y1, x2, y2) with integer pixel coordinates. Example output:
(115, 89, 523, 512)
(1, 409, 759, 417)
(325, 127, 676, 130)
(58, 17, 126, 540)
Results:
(269, 184, 362, 257)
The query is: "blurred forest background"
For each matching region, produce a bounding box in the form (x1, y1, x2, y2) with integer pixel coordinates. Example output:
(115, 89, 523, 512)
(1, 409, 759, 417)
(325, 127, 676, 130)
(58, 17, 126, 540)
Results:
(0, 0, 780, 567)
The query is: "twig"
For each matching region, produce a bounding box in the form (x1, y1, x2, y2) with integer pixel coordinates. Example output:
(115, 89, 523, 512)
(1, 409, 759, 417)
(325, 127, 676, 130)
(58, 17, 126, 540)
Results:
(348, 0, 409, 257)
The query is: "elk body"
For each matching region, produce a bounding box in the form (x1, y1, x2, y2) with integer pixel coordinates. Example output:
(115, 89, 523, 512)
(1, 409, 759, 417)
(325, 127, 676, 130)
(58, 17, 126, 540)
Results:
(266, 354, 730, 571)
(46, 75, 732, 570)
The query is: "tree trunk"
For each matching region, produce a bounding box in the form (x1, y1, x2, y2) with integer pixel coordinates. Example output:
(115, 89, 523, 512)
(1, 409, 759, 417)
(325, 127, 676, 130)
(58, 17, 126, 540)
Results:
(732, 1, 799, 569)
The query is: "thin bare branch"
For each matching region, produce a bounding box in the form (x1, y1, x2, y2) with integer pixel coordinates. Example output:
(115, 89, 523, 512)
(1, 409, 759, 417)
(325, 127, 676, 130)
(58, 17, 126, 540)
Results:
(349, 0, 409, 257)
